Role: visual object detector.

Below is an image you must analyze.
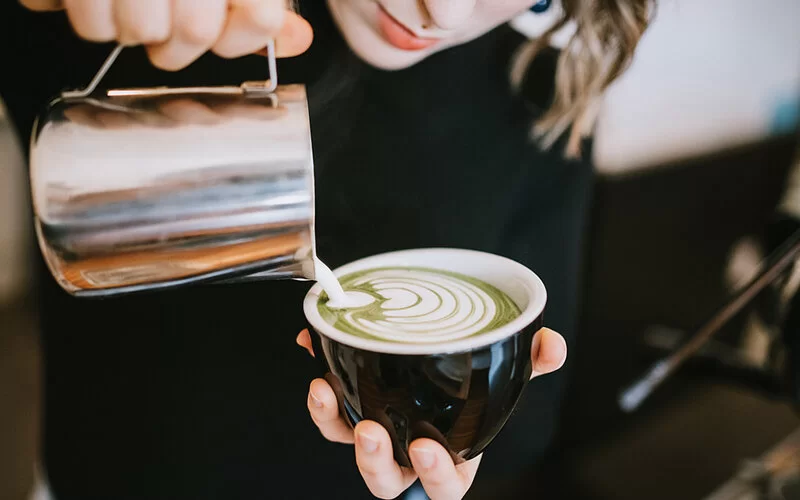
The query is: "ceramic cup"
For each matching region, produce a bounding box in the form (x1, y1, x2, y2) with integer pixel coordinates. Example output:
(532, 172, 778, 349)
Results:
(303, 248, 546, 466)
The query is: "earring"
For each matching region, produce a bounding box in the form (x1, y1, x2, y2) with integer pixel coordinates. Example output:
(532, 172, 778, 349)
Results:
(530, 0, 552, 14)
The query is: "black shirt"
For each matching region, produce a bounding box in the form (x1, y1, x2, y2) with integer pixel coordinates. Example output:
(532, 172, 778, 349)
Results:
(0, 3, 593, 499)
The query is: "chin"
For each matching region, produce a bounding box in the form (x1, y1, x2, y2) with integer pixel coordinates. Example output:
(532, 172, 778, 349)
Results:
(349, 43, 431, 70)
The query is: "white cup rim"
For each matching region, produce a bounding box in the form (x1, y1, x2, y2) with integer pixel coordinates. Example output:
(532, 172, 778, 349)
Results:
(303, 248, 547, 355)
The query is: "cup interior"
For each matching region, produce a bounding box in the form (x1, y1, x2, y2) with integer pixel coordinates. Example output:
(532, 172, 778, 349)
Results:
(303, 248, 547, 355)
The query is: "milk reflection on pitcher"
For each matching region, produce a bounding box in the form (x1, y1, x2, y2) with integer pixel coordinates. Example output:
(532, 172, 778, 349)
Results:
(30, 43, 320, 297)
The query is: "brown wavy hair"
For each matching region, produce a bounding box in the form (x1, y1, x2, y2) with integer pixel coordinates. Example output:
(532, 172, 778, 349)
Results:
(511, 0, 654, 158)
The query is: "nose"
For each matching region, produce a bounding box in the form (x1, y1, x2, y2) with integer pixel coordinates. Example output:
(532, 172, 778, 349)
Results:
(423, 0, 478, 30)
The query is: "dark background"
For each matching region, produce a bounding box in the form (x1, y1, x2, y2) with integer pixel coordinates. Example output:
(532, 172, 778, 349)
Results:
(467, 132, 800, 499)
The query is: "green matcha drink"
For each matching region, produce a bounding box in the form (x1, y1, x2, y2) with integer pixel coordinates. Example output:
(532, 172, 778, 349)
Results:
(316, 266, 521, 344)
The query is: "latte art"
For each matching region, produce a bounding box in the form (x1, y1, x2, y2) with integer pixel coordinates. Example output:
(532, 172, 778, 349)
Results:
(317, 267, 521, 344)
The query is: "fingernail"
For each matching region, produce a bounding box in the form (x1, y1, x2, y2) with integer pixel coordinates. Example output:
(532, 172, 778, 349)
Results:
(309, 391, 323, 408)
(411, 448, 435, 470)
(357, 431, 379, 453)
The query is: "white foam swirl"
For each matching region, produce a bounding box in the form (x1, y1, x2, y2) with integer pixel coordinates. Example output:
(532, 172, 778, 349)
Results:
(336, 268, 499, 343)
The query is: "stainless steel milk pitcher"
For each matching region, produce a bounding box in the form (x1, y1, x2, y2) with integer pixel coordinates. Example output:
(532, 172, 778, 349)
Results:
(30, 41, 317, 297)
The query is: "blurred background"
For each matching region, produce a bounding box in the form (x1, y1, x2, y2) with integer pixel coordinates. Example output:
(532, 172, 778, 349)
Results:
(1, 0, 799, 499)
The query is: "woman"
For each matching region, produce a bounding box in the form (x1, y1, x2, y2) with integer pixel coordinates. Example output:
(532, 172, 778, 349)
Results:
(0, 1, 650, 499)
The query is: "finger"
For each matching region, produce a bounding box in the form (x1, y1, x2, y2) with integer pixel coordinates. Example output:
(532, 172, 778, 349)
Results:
(455, 454, 483, 489)
(94, 110, 138, 128)
(62, 0, 116, 41)
(212, 0, 285, 59)
(128, 109, 177, 128)
(63, 105, 102, 128)
(531, 327, 567, 379)
(355, 421, 418, 499)
(410, 439, 478, 500)
(274, 10, 313, 57)
(274, 84, 306, 102)
(209, 100, 288, 121)
(113, 0, 171, 46)
(19, 0, 64, 11)
(254, 11, 313, 58)
(296, 329, 314, 358)
(146, 0, 227, 71)
(307, 378, 354, 444)
(157, 98, 222, 125)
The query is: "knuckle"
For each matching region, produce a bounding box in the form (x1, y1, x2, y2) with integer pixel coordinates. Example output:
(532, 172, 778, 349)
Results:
(307, 397, 326, 417)
(320, 427, 346, 444)
(371, 488, 402, 500)
(211, 39, 251, 59)
(418, 469, 450, 490)
(309, 404, 341, 431)
(357, 460, 382, 476)
(150, 54, 190, 72)
(144, 45, 188, 71)
(308, 410, 322, 428)
(121, 23, 169, 44)
(360, 473, 403, 500)
(211, 44, 239, 59)
(77, 27, 116, 42)
(314, 418, 351, 444)
(177, 17, 220, 45)
(419, 473, 445, 487)
(310, 417, 334, 441)
(246, 2, 285, 33)
(364, 474, 405, 499)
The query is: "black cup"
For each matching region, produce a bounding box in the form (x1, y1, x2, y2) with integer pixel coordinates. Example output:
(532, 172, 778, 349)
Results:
(303, 248, 546, 466)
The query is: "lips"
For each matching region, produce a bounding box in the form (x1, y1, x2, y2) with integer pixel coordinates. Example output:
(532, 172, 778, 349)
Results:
(376, 6, 440, 51)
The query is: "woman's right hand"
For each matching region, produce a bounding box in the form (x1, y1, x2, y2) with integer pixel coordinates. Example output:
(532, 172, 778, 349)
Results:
(19, 0, 313, 70)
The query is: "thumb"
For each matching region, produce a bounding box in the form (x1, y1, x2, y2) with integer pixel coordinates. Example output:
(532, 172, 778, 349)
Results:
(256, 10, 313, 58)
(531, 327, 567, 379)
(296, 329, 315, 357)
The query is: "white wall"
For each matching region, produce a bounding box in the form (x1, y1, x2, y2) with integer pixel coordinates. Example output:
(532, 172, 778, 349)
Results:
(592, 0, 800, 174)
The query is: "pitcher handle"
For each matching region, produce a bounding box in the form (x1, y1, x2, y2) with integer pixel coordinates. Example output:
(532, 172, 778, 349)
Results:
(61, 39, 278, 99)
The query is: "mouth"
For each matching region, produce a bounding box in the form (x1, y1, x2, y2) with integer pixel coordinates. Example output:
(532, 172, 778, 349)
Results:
(376, 5, 441, 51)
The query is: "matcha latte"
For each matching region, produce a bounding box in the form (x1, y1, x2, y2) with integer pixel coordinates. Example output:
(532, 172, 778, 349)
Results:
(304, 249, 546, 463)
(317, 267, 521, 344)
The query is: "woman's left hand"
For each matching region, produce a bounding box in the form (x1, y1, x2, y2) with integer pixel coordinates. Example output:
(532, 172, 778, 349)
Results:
(296, 327, 568, 500)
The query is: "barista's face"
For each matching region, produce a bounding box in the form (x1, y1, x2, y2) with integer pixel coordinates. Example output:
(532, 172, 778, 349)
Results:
(326, 0, 538, 70)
